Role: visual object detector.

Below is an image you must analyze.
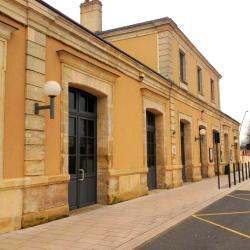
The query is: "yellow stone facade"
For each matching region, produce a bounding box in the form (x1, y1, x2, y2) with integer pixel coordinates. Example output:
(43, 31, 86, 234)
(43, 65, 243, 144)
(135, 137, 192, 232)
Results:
(0, 0, 239, 233)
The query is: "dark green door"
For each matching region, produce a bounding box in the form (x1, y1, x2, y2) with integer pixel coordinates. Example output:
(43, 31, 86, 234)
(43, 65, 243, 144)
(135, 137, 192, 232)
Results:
(213, 131, 219, 175)
(68, 88, 97, 209)
(180, 122, 187, 182)
(147, 111, 157, 190)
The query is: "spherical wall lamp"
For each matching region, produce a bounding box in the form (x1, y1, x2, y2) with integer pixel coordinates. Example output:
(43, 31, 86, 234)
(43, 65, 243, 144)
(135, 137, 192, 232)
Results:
(231, 138, 239, 147)
(34, 81, 61, 119)
(195, 128, 207, 141)
(43, 81, 61, 96)
(199, 128, 207, 136)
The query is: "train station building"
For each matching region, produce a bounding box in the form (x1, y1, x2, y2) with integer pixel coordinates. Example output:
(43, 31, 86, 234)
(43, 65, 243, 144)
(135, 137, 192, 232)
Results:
(0, 0, 239, 233)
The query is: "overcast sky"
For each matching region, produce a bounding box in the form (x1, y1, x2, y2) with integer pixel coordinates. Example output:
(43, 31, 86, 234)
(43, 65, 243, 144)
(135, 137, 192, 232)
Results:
(43, 0, 250, 134)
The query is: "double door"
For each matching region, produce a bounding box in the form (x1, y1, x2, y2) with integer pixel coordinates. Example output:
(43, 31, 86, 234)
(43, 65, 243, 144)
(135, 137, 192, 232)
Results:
(147, 111, 157, 190)
(68, 88, 97, 209)
(180, 122, 187, 182)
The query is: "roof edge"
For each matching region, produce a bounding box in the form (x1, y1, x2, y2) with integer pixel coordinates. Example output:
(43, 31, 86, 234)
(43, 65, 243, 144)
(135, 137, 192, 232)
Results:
(97, 17, 171, 35)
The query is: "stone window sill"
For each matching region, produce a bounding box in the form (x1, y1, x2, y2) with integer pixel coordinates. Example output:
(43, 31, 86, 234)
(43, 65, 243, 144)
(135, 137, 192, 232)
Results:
(180, 81, 188, 91)
(198, 93, 204, 100)
(211, 101, 217, 108)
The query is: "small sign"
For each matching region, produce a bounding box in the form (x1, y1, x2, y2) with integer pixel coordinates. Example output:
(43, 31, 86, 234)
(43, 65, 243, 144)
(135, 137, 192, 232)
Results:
(172, 145, 176, 155)
(209, 148, 213, 162)
(220, 146, 223, 162)
(201, 110, 205, 121)
(230, 149, 233, 161)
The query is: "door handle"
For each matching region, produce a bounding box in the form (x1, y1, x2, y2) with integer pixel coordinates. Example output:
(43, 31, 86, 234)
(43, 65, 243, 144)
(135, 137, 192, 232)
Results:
(78, 169, 85, 181)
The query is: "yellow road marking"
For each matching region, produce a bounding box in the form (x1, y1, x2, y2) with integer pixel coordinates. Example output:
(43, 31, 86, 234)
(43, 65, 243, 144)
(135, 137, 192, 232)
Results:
(192, 215, 250, 239)
(227, 195, 250, 202)
(233, 193, 250, 196)
(195, 211, 250, 217)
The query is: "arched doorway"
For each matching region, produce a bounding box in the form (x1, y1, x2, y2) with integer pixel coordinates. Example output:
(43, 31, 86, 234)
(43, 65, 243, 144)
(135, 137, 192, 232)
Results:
(61, 63, 114, 206)
(180, 120, 192, 182)
(213, 130, 220, 175)
(224, 133, 229, 165)
(146, 111, 157, 190)
(68, 87, 97, 209)
(142, 95, 167, 190)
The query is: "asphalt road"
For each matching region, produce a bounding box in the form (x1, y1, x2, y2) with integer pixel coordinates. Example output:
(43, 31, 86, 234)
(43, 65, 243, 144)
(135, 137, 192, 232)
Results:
(138, 190, 250, 250)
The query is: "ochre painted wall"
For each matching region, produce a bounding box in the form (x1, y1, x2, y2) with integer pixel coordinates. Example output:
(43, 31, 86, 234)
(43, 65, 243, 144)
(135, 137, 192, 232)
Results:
(2, 16, 26, 179)
(113, 75, 144, 169)
(112, 33, 159, 71)
(45, 37, 145, 174)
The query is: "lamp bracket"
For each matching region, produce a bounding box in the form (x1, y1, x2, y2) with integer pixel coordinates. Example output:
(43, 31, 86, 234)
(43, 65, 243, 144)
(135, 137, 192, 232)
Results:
(34, 96, 55, 119)
(34, 103, 50, 114)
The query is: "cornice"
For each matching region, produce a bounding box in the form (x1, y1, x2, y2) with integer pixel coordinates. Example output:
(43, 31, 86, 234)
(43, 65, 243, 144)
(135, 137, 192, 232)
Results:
(171, 84, 239, 127)
(101, 17, 177, 36)
(57, 50, 120, 84)
(100, 23, 170, 42)
(140, 86, 170, 101)
(103, 29, 156, 43)
(0, 0, 27, 25)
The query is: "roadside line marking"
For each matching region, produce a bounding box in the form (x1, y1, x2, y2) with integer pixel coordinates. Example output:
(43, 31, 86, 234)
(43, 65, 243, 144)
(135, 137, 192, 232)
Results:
(227, 195, 250, 202)
(232, 194, 250, 196)
(192, 215, 250, 239)
(232, 195, 250, 198)
(195, 211, 250, 217)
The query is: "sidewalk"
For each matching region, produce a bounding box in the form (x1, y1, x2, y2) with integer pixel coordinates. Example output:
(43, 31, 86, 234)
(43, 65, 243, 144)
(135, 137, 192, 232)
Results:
(0, 176, 249, 250)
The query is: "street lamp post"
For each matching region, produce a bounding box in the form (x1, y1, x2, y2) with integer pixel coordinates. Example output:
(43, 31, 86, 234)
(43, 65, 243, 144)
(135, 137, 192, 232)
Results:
(240, 111, 248, 133)
(239, 111, 248, 163)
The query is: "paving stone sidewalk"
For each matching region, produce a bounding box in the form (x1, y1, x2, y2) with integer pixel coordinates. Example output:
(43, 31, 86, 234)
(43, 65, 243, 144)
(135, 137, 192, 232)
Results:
(1, 176, 249, 250)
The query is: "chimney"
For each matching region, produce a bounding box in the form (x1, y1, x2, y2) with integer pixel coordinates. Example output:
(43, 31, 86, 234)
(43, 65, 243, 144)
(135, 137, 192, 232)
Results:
(80, 0, 102, 33)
